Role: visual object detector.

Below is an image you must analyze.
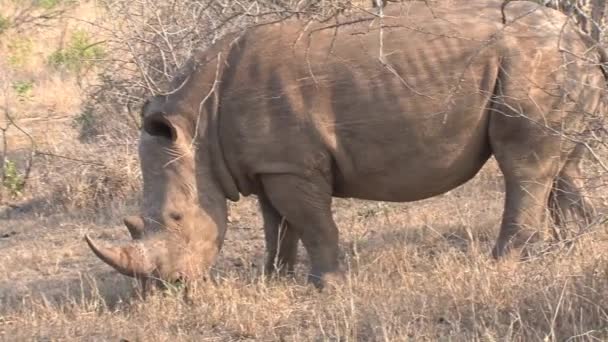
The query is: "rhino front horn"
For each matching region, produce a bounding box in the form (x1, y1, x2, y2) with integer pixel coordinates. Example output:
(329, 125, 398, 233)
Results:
(123, 215, 145, 239)
(84, 234, 152, 278)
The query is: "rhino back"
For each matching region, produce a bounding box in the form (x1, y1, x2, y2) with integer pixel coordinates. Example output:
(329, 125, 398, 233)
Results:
(216, 1, 601, 201)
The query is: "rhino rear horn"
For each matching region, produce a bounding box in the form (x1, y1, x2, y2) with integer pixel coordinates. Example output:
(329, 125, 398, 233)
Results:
(124, 215, 145, 239)
(85, 235, 152, 278)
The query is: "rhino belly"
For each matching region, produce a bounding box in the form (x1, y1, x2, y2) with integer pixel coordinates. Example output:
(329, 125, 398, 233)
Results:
(331, 122, 492, 202)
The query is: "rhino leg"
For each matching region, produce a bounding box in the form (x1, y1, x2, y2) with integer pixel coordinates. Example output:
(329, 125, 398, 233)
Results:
(489, 113, 565, 258)
(548, 144, 596, 240)
(492, 172, 555, 258)
(261, 173, 341, 288)
(259, 193, 299, 276)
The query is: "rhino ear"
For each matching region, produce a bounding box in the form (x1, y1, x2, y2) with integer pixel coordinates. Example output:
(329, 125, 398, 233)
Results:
(124, 215, 145, 239)
(143, 112, 178, 141)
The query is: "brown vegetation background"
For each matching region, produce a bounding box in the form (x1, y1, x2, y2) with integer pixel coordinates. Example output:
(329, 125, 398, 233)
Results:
(2, 0, 608, 340)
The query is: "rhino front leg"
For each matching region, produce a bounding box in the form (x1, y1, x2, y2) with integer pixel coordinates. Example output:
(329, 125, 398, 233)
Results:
(261, 173, 341, 288)
(258, 193, 299, 276)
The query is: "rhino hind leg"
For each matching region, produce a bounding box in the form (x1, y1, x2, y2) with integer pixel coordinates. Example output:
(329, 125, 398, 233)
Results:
(259, 193, 299, 276)
(491, 170, 556, 259)
(548, 145, 596, 241)
(489, 113, 565, 258)
(261, 173, 341, 288)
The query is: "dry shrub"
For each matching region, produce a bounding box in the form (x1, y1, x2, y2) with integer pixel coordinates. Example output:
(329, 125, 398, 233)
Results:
(50, 158, 139, 210)
(15, 144, 141, 214)
(79, 0, 608, 148)
(78, 0, 377, 142)
(0, 0, 129, 212)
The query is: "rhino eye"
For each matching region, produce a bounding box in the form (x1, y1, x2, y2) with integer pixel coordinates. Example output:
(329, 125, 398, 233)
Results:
(143, 113, 176, 141)
(169, 212, 183, 221)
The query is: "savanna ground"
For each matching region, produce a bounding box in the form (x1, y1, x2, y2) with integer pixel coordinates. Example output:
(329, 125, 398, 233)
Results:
(3, 0, 608, 340)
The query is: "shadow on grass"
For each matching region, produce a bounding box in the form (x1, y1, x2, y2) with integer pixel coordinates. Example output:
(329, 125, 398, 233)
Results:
(346, 221, 497, 256)
(0, 270, 136, 315)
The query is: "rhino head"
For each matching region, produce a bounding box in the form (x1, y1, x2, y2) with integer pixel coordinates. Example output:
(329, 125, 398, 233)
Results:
(85, 93, 234, 289)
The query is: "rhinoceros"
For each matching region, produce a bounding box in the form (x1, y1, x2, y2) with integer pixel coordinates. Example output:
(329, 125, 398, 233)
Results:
(85, 0, 606, 289)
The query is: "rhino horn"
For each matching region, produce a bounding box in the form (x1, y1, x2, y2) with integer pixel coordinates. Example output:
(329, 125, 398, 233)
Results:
(85, 234, 152, 278)
(123, 215, 145, 239)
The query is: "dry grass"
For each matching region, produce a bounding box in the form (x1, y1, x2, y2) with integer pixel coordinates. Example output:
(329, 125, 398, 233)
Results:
(0, 0, 140, 211)
(2, 160, 608, 341)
